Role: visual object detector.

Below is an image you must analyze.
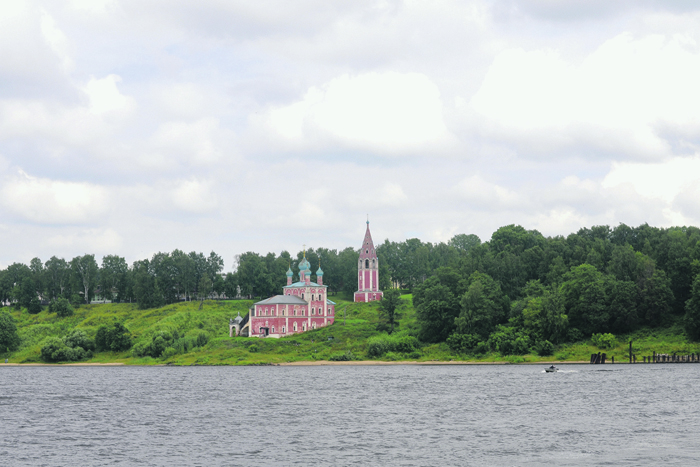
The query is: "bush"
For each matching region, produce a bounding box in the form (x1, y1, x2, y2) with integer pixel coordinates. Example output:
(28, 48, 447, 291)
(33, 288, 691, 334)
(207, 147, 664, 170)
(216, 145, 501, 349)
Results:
(366, 336, 390, 357)
(63, 329, 95, 351)
(0, 310, 21, 352)
(248, 344, 259, 353)
(446, 333, 479, 354)
(591, 333, 616, 349)
(40, 334, 92, 363)
(161, 347, 178, 359)
(392, 335, 419, 353)
(70, 294, 84, 307)
(567, 327, 584, 342)
(487, 326, 530, 355)
(384, 351, 400, 361)
(329, 351, 355, 361)
(49, 298, 74, 318)
(536, 340, 554, 356)
(28, 297, 42, 314)
(408, 351, 421, 360)
(95, 322, 132, 352)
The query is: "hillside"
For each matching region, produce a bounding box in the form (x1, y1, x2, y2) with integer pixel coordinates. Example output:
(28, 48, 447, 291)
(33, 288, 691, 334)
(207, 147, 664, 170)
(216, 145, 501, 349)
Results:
(3, 293, 700, 365)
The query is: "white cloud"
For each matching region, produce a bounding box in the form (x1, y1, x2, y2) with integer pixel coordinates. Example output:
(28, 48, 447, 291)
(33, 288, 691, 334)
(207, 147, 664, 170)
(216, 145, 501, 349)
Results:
(264, 72, 455, 153)
(1, 171, 108, 224)
(40, 8, 73, 72)
(171, 178, 219, 214)
(84, 74, 135, 115)
(468, 33, 700, 159)
(453, 175, 526, 210)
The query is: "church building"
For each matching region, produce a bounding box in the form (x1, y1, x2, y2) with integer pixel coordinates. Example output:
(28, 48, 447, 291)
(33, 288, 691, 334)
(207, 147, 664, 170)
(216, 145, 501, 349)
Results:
(249, 253, 335, 338)
(354, 220, 383, 302)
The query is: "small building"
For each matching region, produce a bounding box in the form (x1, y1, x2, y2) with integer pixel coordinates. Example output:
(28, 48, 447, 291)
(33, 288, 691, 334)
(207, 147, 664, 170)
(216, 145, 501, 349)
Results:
(248, 253, 335, 338)
(354, 220, 383, 302)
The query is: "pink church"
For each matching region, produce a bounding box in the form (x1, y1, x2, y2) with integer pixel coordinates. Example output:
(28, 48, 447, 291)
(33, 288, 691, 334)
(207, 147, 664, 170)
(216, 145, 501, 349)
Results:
(249, 254, 335, 338)
(354, 220, 383, 302)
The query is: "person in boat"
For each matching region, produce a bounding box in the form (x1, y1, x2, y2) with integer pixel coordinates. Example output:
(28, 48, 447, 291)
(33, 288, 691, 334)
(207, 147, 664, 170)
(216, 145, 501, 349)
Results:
(549, 365, 556, 369)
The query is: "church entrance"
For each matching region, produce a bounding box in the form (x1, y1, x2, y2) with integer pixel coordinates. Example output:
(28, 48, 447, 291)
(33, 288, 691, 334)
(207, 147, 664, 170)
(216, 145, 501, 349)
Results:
(260, 327, 270, 337)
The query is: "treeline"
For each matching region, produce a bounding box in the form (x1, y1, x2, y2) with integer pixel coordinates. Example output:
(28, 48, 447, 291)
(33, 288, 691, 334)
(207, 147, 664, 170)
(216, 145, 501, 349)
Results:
(0, 251, 227, 311)
(407, 224, 700, 352)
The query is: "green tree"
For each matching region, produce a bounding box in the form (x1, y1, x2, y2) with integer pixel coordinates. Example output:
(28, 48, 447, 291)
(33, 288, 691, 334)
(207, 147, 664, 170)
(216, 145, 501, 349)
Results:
(413, 268, 463, 342)
(95, 322, 132, 352)
(100, 255, 128, 302)
(44, 256, 69, 300)
(0, 310, 21, 353)
(377, 289, 402, 333)
(684, 274, 700, 341)
(561, 264, 609, 336)
(454, 271, 505, 338)
(71, 254, 99, 304)
(48, 297, 74, 317)
(521, 287, 568, 343)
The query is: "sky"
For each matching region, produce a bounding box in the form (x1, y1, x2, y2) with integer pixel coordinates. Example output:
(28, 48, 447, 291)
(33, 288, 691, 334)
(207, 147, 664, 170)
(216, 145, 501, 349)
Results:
(2, 0, 700, 271)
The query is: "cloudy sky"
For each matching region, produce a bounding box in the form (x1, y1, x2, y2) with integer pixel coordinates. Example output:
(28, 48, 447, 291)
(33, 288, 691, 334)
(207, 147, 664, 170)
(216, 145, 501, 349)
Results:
(2, 0, 700, 269)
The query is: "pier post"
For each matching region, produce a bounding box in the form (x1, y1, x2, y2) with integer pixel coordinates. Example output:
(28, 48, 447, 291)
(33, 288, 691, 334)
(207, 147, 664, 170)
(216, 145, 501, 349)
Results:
(653, 351, 656, 363)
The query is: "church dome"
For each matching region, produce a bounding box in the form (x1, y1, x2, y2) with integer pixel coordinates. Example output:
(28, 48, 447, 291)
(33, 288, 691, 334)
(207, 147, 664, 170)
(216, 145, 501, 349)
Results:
(299, 257, 310, 272)
(316, 266, 324, 276)
(286, 266, 293, 277)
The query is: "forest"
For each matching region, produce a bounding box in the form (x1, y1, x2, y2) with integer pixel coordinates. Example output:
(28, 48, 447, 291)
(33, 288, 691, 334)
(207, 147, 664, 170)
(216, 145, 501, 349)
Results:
(2, 223, 700, 359)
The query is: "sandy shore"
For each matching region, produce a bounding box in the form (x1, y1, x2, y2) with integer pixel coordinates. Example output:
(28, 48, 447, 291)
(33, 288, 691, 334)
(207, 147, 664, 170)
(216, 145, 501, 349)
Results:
(1, 362, 125, 366)
(278, 360, 590, 366)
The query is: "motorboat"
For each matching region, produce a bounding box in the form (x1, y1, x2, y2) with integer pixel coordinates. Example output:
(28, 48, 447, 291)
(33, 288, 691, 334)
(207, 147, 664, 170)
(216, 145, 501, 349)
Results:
(545, 365, 558, 373)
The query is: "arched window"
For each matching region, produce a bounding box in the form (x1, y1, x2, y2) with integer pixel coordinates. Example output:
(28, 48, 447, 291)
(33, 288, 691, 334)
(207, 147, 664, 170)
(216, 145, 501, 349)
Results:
(302, 309, 305, 316)
(282, 326, 286, 333)
(312, 322, 316, 329)
(311, 307, 315, 315)
(271, 326, 275, 333)
(302, 293, 304, 300)
(293, 322, 297, 331)
(366, 249, 368, 254)
(365, 259, 369, 268)
(372, 259, 375, 266)
(302, 323, 306, 331)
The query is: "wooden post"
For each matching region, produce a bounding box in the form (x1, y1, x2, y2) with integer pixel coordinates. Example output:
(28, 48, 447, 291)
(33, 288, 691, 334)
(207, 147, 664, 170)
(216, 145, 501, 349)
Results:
(653, 351, 656, 363)
(643, 356, 646, 363)
(612, 356, 614, 364)
(633, 355, 636, 363)
(602, 353, 606, 364)
(629, 341, 633, 364)
(590, 353, 596, 364)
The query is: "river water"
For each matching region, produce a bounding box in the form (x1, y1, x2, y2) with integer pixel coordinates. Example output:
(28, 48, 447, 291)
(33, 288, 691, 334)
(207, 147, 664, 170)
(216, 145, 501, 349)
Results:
(1, 364, 699, 466)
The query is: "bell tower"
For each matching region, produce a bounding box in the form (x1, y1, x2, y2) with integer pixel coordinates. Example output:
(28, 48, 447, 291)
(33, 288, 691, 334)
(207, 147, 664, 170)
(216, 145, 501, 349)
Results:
(354, 219, 383, 302)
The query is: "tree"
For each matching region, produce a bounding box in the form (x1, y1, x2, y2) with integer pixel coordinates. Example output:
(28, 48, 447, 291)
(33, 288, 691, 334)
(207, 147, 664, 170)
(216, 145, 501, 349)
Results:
(48, 297, 74, 317)
(71, 254, 99, 304)
(454, 272, 506, 338)
(378, 289, 402, 333)
(684, 274, 700, 341)
(413, 268, 463, 342)
(561, 264, 609, 336)
(44, 256, 69, 300)
(0, 310, 20, 353)
(448, 234, 481, 254)
(521, 287, 568, 343)
(95, 322, 132, 352)
(100, 255, 128, 302)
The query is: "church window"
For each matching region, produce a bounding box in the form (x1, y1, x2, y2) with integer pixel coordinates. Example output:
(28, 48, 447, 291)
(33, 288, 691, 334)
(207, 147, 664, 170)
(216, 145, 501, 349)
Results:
(366, 249, 368, 254)
(302, 309, 305, 316)
(311, 307, 315, 315)
(282, 326, 286, 333)
(302, 293, 304, 300)
(312, 322, 316, 329)
(293, 322, 297, 331)
(303, 323, 306, 331)
(272, 326, 275, 333)
(293, 308, 297, 316)
(365, 259, 369, 268)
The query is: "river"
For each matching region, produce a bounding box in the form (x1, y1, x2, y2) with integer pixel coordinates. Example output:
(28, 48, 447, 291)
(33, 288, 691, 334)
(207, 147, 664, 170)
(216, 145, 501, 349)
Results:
(1, 364, 699, 466)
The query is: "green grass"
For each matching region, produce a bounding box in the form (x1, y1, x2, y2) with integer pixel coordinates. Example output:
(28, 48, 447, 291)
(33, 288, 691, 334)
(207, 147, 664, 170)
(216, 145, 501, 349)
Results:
(4, 297, 700, 365)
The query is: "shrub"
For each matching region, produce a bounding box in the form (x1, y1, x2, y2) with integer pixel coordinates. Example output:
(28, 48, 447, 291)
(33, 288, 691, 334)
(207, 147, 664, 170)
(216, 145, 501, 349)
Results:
(161, 347, 178, 359)
(487, 326, 530, 355)
(0, 310, 21, 352)
(329, 351, 355, 361)
(49, 298, 74, 318)
(70, 294, 84, 307)
(446, 333, 479, 354)
(28, 297, 42, 314)
(40, 335, 91, 362)
(536, 340, 554, 356)
(392, 335, 419, 353)
(408, 351, 421, 360)
(63, 329, 95, 351)
(96, 322, 132, 352)
(366, 336, 390, 357)
(591, 333, 616, 349)
(384, 351, 400, 361)
(567, 327, 584, 342)
(248, 344, 259, 353)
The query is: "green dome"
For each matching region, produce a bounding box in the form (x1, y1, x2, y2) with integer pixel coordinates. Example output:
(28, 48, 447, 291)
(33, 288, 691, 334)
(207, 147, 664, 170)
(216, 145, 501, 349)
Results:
(299, 257, 310, 271)
(316, 266, 324, 276)
(286, 267, 293, 277)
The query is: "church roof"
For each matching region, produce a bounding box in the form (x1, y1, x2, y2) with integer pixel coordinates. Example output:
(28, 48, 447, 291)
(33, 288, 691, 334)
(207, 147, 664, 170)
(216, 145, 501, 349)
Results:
(327, 299, 336, 305)
(284, 281, 325, 288)
(254, 295, 308, 305)
(359, 220, 378, 260)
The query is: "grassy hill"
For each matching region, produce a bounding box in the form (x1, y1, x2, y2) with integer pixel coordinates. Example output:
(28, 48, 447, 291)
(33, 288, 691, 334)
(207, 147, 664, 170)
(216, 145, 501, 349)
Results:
(4, 293, 700, 364)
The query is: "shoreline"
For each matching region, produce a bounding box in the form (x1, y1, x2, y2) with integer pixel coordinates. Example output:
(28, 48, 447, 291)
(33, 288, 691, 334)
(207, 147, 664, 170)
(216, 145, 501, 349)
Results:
(2, 360, 592, 367)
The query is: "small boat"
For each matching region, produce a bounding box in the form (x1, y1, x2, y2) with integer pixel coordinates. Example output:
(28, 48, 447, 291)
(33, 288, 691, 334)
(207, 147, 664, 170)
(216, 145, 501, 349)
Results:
(545, 365, 558, 373)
